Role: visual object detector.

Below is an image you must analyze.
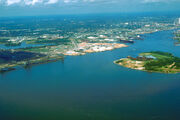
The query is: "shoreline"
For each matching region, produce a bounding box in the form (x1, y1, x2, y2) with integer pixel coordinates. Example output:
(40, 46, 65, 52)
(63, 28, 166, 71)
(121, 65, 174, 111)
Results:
(0, 28, 179, 73)
(0, 43, 127, 73)
(0, 53, 63, 73)
(114, 52, 180, 74)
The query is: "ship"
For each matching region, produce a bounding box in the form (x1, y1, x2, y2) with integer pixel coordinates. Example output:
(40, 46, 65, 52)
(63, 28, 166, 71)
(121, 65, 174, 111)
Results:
(119, 39, 134, 43)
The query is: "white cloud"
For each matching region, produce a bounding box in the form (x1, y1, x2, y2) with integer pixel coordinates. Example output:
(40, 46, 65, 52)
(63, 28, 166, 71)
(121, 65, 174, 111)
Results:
(45, 0, 58, 4)
(142, 0, 160, 3)
(7, 0, 21, 5)
(64, 0, 70, 3)
(64, 0, 94, 4)
(83, 0, 95, 2)
(24, 0, 42, 5)
(142, 0, 180, 3)
(1, 0, 180, 6)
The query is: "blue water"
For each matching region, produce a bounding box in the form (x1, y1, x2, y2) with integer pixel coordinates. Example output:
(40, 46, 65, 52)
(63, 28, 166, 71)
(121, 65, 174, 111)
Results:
(0, 30, 180, 120)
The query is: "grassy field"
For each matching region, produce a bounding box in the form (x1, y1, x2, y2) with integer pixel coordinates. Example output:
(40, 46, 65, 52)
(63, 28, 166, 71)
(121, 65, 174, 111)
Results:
(115, 51, 180, 74)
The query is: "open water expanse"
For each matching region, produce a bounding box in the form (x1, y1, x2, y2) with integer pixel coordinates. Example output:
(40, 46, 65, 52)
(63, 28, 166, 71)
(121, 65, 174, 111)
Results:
(0, 29, 180, 120)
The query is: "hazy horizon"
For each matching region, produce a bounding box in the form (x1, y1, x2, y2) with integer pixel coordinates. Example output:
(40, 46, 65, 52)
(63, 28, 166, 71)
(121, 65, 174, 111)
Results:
(0, 0, 180, 17)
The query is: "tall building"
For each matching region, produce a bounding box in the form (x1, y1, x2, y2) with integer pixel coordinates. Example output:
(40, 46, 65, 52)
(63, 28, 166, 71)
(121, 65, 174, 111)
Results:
(174, 18, 180, 25)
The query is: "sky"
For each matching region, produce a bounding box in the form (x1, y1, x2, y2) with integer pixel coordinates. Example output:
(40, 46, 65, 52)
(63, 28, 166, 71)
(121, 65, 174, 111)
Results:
(0, 0, 180, 16)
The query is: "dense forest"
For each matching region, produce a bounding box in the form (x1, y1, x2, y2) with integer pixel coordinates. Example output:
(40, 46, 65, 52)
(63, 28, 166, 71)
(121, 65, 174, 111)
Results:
(0, 50, 45, 64)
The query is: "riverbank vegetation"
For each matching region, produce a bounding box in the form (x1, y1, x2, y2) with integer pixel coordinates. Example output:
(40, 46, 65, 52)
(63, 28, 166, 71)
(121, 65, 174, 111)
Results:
(0, 49, 63, 73)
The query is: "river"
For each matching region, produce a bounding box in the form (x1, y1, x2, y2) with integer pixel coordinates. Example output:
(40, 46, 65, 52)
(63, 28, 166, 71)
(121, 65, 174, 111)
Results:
(0, 29, 180, 120)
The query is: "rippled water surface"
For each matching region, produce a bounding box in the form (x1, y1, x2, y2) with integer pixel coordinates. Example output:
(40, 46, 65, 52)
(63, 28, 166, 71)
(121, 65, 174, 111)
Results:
(0, 30, 180, 120)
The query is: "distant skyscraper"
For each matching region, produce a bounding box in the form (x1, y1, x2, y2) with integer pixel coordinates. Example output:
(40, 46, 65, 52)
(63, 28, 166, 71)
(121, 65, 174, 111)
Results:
(175, 18, 180, 25)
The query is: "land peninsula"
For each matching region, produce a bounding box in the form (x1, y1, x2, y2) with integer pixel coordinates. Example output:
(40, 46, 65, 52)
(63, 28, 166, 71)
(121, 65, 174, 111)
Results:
(114, 51, 180, 74)
(0, 16, 179, 73)
(0, 49, 63, 73)
(0, 42, 127, 72)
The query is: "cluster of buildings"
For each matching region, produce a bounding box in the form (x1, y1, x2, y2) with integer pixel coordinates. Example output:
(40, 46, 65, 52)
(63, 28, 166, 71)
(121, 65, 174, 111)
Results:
(0, 16, 178, 55)
(63, 42, 128, 56)
(7, 37, 25, 44)
(174, 18, 180, 25)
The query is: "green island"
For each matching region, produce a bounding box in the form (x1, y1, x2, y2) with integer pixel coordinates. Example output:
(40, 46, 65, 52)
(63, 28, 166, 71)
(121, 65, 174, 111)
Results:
(114, 51, 180, 74)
